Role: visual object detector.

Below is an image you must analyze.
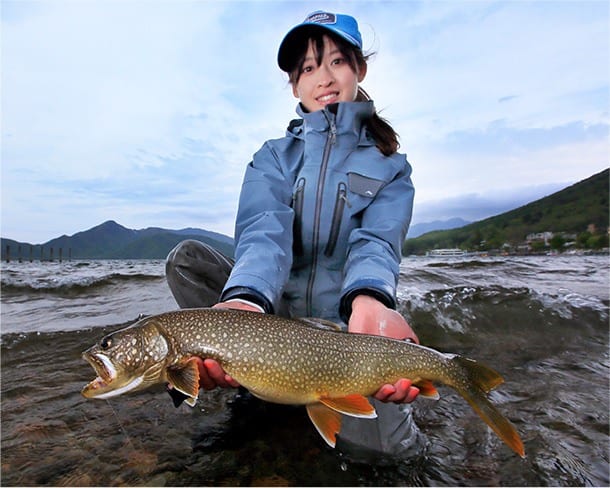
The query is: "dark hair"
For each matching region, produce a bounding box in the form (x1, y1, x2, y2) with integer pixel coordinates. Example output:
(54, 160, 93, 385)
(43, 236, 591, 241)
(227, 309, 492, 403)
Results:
(286, 28, 400, 156)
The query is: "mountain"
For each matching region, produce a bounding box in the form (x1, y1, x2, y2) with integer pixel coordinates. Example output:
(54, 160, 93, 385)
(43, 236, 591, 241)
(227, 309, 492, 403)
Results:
(1, 220, 234, 260)
(3, 169, 608, 260)
(403, 168, 609, 255)
(407, 218, 471, 238)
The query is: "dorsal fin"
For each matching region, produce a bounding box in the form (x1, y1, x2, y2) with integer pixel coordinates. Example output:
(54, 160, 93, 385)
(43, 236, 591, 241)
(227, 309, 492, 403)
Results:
(297, 317, 344, 332)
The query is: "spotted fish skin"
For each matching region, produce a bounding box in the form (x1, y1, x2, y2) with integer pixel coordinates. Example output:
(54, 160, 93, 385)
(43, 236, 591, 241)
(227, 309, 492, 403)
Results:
(81, 308, 524, 457)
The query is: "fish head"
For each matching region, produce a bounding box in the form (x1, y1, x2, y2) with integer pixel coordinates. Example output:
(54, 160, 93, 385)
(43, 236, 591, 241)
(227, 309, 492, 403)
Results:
(81, 318, 169, 400)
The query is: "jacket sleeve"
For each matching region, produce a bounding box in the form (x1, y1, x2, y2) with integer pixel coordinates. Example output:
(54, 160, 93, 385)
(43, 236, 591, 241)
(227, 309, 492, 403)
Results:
(339, 155, 414, 322)
(220, 142, 294, 313)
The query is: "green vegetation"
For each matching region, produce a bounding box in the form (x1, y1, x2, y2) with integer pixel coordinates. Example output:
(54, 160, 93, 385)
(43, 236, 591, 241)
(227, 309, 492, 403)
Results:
(403, 168, 609, 255)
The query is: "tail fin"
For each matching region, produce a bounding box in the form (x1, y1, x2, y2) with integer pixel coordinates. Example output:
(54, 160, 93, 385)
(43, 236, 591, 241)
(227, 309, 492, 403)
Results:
(454, 355, 504, 392)
(453, 356, 525, 457)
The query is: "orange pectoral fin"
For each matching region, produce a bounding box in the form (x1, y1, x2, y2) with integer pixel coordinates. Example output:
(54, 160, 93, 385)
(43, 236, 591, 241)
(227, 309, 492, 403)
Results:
(414, 379, 440, 400)
(306, 403, 342, 448)
(319, 394, 377, 418)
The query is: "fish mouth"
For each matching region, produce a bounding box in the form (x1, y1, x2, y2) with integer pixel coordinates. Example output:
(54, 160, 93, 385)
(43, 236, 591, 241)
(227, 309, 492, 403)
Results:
(82, 352, 117, 397)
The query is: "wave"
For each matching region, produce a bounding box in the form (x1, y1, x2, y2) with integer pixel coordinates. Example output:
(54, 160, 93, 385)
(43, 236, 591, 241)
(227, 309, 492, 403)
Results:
(423, 259, 509, 269)
(0, 325, 115, 350)
(398, 283, 609, 338)
(0, 272, 165, 295)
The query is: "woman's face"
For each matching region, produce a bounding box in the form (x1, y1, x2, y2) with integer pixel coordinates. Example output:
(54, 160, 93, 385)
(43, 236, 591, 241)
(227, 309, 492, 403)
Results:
(292, 35, 366, 112)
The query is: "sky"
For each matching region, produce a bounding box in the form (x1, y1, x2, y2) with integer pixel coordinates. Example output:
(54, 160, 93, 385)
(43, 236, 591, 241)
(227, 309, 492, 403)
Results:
(2, 0, 608, 244)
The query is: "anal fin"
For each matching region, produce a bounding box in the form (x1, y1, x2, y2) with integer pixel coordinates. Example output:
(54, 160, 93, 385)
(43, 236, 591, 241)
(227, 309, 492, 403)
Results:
(414, 379, 440, 400)
(306, 403, 342, 447)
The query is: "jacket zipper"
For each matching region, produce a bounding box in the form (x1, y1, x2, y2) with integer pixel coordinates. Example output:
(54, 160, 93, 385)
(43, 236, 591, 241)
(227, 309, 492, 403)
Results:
(324, 181, 349, 257)
(305, 111, 336, 315)
(292, 177, 306, 257)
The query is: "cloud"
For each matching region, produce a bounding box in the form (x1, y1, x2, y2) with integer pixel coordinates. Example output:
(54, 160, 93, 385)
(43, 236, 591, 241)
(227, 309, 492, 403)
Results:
(412, 181, 571, 224)
(498, 95, 518, 104)
(364, 1, 608, 136)
(444, 120, 608, 154)
(2, 1, 299, 241)
(1, 1, 608, 243)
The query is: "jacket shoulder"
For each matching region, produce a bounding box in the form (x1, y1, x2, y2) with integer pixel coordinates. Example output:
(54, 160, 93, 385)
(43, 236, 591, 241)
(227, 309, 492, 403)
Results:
(257, 126, 303, 157)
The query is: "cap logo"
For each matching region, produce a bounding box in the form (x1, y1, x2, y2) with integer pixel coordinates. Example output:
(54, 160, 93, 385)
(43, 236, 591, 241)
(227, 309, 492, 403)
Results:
(305, 12, 336, 25)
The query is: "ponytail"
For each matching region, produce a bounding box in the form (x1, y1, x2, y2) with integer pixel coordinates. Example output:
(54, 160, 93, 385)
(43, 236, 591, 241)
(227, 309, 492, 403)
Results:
(356, 87, 400, 157)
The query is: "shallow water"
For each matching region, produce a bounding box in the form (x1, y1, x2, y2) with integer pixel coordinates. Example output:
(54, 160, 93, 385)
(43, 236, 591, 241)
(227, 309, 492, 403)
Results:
(1, 255, 608, 486)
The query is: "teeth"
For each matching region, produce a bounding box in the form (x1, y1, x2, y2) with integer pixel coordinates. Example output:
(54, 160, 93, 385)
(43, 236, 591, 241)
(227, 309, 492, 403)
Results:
(318, 93, 337, 103)
(95, 354, 117, 381)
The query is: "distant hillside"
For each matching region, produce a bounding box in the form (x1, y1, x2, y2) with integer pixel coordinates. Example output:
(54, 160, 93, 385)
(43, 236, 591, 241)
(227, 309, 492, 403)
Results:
(407, 218, 471, 238)
(403, 168, 609, 255)
(1, 220, 234, 260)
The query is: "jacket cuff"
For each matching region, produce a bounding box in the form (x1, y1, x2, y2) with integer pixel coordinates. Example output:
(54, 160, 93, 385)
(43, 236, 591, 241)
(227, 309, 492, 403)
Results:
(339, 284, 396, 323)
(220, 286, 274, 314)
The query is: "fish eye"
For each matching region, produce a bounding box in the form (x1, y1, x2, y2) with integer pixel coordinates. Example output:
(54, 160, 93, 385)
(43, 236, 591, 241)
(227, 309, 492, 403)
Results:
(100, 337, 112, 349)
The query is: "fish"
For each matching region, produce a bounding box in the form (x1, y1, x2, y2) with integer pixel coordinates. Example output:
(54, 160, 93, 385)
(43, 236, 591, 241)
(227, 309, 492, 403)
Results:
(81, 308, 524, 457)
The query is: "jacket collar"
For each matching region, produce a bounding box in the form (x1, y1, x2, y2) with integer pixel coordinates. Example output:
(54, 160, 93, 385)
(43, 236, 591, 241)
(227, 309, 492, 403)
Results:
(287, 101, 376, 146)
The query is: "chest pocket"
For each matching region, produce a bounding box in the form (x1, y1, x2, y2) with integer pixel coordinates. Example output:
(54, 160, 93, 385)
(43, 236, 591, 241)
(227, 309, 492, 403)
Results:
(324, 173, 387, 258)
(348, 172, 385, 198)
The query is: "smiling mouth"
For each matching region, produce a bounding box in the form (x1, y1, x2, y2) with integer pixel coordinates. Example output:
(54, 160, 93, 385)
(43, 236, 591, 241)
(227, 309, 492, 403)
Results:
(317, 93, 339, 103)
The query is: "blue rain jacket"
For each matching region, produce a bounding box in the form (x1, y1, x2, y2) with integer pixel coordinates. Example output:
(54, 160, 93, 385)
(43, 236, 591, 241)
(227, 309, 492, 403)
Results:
(221, 101, 414, 324)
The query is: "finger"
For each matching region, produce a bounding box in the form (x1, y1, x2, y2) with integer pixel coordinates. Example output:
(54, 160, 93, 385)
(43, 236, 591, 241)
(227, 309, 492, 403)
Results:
(405, 333, 420, 345)
(197, 359, 217, 390)
(404, 386, 420, 403)
(373, 384, 396, 402)
(203, 359, 227, 386)
(224, 374, 240, 388)
(213, 301, 263, 313)
(203, 359, 240, 388)
(385, 378, 412, 403)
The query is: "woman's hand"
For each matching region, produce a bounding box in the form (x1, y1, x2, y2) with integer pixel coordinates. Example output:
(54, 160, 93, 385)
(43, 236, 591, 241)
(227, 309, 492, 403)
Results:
(213, 300, 263, 313)
(348, 294, 420, 404)
(191, 357, 240, 390)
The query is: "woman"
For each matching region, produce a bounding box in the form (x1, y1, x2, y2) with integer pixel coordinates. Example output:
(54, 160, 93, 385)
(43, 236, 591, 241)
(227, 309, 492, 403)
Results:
(166, 10, 422, 456)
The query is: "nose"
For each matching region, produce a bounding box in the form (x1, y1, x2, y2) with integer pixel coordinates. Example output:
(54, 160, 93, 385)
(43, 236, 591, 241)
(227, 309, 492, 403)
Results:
(317, 64, 335, 87)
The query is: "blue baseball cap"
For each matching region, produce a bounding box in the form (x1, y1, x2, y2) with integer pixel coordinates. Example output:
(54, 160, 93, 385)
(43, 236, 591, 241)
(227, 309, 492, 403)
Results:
(277, 11, 363, 72)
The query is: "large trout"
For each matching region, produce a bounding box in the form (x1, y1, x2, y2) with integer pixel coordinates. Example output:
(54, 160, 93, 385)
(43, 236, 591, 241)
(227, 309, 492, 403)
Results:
(81, 308, 524, 457)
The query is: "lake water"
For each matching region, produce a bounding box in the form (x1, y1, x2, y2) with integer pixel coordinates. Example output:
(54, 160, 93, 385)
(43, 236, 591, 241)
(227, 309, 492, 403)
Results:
(1, 255, 608, 486)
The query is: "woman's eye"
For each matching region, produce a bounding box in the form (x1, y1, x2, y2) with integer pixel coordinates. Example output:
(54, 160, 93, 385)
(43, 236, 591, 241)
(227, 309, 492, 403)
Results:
(302, 65, 313, 73)
(332, 57, 344, 65)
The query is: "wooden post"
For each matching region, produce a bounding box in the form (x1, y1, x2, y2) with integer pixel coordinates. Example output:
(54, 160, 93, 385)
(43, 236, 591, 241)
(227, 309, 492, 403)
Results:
(50, 247, 54, 261)
(40, 246, 44, 261)
(18, 245, 22, 263)
(59, 248, 63, 263)
(5, 245, 9, 263)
